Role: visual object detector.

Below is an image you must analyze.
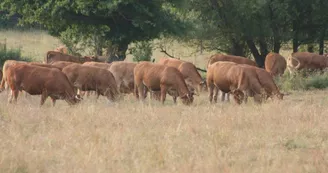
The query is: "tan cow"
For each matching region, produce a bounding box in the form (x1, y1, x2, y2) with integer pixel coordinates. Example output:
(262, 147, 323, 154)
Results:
(28, 62, 63, 70)
(54, 45, 68, 54)
(83, 61, 112, 70)
(45, 51, 95, 64)
(264, 52, 287, 77)
(134, 61, 193, 105)
(50, 61, 79, 70)
(207, 54, 258, 102)
(0, 60, 27, 91)
(207, 61, 265, 104)
(108, 61, 137, 94)
(3, 63, 81, 106)
(62, 64, 119, 102)
(239, 64, 284, 102)
(287, 52, 328, 73)
(158, 57, 206, 94)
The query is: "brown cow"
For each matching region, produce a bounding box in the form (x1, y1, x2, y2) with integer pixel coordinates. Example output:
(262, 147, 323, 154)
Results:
(207, 54, 258, 102)
(50, 61, 79, 70)
(45, 51, 95, 64)
(287, 52, 328, 73)
(134, 61, 193, 105)
(28, 62, 63, 70)
(158, 57, 206, 94)
(62, 64, 119, 102)
(3, 63, 81, 106)
(207, 61, 265, 104)
(83, 61, 112, 70)
(54, 45, 68, 54)
(239, 64, 284, 102)
(108, 61, 137, 94)
(0, 60, 27, 91)
(265, 52, 287, 77)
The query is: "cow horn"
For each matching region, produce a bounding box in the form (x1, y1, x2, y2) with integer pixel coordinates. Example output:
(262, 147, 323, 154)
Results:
(75, 95, 83, 100)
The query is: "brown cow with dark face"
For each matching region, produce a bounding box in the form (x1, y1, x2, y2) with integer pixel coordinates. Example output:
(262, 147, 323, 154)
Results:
(134, 61, 193, 105)
(264, 52, 287, 77)
(3, 63, 81, 106)
(62, 64, 119, 102)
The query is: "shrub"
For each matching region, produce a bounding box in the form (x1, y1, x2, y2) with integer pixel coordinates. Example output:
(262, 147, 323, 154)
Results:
(130, 41, 153, 62)
(0, 44, 32, 67)
(275, 70, 328, 91)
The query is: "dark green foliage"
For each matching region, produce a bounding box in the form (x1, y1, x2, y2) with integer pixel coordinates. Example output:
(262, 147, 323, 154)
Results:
(130, 41, 153, 62)
(0, 45, 32, 67)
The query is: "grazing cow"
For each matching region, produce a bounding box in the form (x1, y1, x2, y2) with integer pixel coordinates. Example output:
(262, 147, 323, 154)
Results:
(62, 64, 119, 102)
(50, 61, 79, 70)
(134, 61, 193, 105)
(287, 52, 328, 73)
(3, 63, 81, 106)
(158, 57, 206, 94)
(207, 61, 265, 104)
(83, 61, 112, 70)
(207, 54, 258, 102)
(239, 64, 284, 102)
(108, 61, 137, 94)
(45, 51, 94, 64)
(0, 60, 27, 91)
(264, 52, 287, 77)
(28, 62, 63, 70)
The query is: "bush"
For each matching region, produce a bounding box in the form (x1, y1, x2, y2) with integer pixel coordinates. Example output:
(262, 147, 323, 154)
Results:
(275, 70, 328, 91)
(130, 41, 153, 62)
(0, 44, 32, 67)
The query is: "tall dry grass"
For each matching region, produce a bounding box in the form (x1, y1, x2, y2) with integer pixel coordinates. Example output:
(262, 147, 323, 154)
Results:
(1, 90, 328, 173)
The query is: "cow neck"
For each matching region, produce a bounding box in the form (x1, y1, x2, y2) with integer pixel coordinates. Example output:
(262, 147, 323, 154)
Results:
(174, 75, 189, 97)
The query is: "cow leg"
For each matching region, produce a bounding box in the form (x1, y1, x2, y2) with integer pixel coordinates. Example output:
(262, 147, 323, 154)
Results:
(213, 87, 219, 103)
(40, 91, 48, 106)
(12, 90, 19, 104)
(8, 90, 14, 103)
(208, 82, 214, 103)
(226, 93, 230, 102)
(50, 96, 56, 107)
(160, 85, 167, 104)
(221, 92, 225, 102)
(137, 84, 146, 101)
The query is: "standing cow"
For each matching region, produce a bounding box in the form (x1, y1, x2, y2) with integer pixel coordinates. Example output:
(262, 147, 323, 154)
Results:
(134, 61, 193, 105)
(3, 63, 81, 106)
(45, 51, 95, 64)
(265, 52, 287, 77)
(108, 61, 137, 94)
(287, 52, 328, 74)
(62, 64, 119, 102)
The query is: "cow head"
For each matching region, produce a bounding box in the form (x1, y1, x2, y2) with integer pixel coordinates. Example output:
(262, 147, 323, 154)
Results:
(199, 80, 208, 92)
(181, 93, 194, 105)
(67, 94, 83, 105)
(231, 89, 245, 105)
(83, 56, 97, 62)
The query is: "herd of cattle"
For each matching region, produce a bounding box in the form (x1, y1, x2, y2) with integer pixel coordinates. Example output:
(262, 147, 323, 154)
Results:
(0, 47, 327, 107)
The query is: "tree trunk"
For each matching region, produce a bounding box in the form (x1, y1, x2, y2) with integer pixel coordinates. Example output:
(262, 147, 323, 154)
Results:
(230, 39, 245, 57)
(246, 39, 265, 68)
(273, 37, 281, 53)
(307, 44, 314, 53)
(319, 29, 325, 55)
(108, 41, 129, 62)
(292, 23, 299, 52)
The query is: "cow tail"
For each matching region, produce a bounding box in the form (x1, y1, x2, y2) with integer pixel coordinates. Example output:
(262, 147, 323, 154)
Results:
(0, 70, 6, 92)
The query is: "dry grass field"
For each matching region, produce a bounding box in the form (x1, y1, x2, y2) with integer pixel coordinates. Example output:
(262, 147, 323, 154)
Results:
(1, 29, 328, 173)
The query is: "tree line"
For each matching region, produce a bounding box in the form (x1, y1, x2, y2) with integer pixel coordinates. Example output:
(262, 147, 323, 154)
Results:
(1, 0, 328, 67)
